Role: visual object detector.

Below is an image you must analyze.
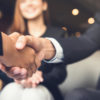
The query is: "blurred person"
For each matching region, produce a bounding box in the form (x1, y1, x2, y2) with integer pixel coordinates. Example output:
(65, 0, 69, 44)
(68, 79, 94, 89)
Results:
(0, 1, 100, 100)
(0, 0, 67, 100)
(1, 12, 100, 100)
(13, 12, 100, 100)
(0, 32, 38, 81)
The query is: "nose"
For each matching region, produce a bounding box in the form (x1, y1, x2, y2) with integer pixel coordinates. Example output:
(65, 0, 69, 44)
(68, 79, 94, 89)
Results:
(26, 1, 34, 7)
(26, 0, 35, 7)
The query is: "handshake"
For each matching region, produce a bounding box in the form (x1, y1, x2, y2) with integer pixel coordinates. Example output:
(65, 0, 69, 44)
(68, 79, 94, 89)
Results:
(0, 32, 55, 80)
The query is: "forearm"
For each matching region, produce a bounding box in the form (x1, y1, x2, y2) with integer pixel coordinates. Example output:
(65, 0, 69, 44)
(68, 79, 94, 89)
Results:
(41, 38, 56, 60)
(42, 65, 66, 86)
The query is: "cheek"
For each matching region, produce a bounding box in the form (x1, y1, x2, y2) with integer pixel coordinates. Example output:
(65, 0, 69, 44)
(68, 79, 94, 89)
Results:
(19, 4, 26, 13)
(36, 4, 44, 13)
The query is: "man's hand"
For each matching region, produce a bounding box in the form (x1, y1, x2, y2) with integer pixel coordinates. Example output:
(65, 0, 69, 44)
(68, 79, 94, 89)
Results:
(0, 32, 55, 80)
(0, 32, 38, 79)
(15, 70, 43, 88)
(16, 35, 56, 62)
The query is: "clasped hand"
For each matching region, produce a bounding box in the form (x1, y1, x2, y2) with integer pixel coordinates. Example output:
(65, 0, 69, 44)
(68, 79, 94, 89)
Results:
(0, 32, 45, 80)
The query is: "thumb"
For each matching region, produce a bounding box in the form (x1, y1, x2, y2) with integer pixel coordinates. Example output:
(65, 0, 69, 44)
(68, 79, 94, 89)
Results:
(37, 50, 45, 62)
(16, 35, 26, 50)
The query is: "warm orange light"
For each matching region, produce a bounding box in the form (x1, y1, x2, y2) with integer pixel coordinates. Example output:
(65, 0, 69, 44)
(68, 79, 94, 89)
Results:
(0, 11, 3, 19)
(88, 17, 95, 24)
(72, 9, 79, 16)
(62, 27, 68, 31)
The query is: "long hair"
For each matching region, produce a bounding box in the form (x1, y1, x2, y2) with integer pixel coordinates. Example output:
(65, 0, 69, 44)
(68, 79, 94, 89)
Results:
(9, 0, 50, 35)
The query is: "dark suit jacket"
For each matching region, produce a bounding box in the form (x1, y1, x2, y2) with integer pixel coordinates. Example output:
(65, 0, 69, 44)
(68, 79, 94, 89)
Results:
(0, 33, 3, 55)
(0, 26, 67, 100)
(40, 26, 67, 100)
(56, 12, 100, 65)
(0, 12, 100, 99)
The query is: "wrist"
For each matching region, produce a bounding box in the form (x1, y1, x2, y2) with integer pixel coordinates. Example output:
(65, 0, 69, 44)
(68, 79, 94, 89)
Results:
(42, 38, 56, 60)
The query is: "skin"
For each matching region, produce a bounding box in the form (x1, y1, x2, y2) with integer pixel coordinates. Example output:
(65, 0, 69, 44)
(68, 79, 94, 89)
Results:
(0, 33, 55, 86)
(14, 35, 55, 87)
(0, 32, 39, 79)
(0, 0, 55, 87)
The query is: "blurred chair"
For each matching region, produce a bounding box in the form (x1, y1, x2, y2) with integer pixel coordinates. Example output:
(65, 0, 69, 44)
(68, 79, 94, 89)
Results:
(59, 51, 100, 96)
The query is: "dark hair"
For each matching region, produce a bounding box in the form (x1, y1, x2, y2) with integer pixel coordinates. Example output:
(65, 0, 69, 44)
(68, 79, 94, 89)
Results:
(9, 0, 50, 34)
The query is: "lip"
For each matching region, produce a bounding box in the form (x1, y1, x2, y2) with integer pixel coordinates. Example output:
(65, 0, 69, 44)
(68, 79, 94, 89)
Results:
(24, 8, 36, 13)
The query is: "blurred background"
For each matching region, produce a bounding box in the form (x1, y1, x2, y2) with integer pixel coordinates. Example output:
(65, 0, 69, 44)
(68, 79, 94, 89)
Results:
(0, 0, 100, 36)
(0, 0, 100, 95)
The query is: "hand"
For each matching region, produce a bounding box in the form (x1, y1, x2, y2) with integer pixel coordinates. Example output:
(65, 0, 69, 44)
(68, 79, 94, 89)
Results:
(0, 64, 27, 80)
(15, 35, 56, 67)
(0, 32, 55, 80)
(0, 32, 38, 79)
(15, 70, 43, 88)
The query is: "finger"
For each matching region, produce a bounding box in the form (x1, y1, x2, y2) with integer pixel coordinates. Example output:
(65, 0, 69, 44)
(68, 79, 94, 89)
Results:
(10, 67, 22, 75)
(34, 55, 42, 69)
(16, 35, 40, 51)
(32, 74, 41, 84)
(16, 35, 26, 50)
(8, 67, 27, 80)
(36, 71, 43, 81)
(21, 68, 27, 76)
(20, 79, 32, 88)
(20, 80, 27, 87)
(27, 62, 38, 77)
(0, 64, 6, 73)
(0, 65, 26, 80)
(26, 78, 32, 88)
(34, 72, 43, 82)
(14, 79, 21, 84)
(24, 35, 37, 49)
(32, 83, 37, 88)
(12, 73, 27, 80)
(37, 50, 45, 62)
(9, 32, 21, 40)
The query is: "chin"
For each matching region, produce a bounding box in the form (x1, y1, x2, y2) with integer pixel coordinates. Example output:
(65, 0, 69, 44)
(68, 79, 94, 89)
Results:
(24, 14, 38, 19)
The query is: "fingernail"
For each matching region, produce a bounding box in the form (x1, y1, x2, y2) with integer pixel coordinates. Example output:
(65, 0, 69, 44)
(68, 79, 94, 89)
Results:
(16, 43, 23, 49)
(21, 69, 27, 75)
(21, 71, 25, 75)
(41, 79, 43, 82)
(13, 70, 20, 74)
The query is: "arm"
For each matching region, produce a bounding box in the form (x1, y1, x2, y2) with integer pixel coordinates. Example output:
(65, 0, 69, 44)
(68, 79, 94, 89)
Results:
(2, 12, 100, 80)
(13, 63, 66, 88)
(56, 36, 99, 64)
(44, 13, 100, 64)
(55, 15, 100, 64)
(0, 32, 37, 78)
(41, 63, 66, 86)
(12, 21, 100, 66)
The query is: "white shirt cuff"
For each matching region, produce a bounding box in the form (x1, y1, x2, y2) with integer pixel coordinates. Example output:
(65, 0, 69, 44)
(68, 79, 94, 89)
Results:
(43, 38, 64, 63)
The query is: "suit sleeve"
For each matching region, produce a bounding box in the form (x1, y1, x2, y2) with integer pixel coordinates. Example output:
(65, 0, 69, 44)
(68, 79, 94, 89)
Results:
(42, 63, 67, 86)
(55, 13, 100, 65)
(0, 33, 3, 56)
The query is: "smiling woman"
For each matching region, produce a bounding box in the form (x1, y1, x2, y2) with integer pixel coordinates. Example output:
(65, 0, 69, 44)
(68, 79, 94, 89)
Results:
(0, 0, 67, 100)
(10, 0, 50, 35)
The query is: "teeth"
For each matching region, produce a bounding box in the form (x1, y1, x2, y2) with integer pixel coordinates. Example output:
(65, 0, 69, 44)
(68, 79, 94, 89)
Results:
(26, 9, 35, 13)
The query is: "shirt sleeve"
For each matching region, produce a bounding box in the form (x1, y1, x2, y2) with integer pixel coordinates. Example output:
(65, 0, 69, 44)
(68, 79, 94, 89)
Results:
(43, 38, 64, 63)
